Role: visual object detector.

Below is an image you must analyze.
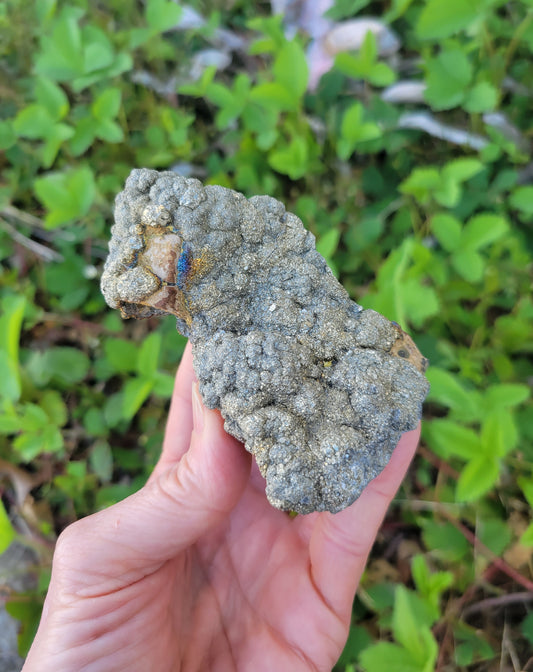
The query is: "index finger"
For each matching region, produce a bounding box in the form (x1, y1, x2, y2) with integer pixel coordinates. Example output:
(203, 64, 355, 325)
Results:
(152, 341, 196, 477)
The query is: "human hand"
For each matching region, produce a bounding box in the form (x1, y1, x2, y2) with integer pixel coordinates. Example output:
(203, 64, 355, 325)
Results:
(23, 343, 420, 672)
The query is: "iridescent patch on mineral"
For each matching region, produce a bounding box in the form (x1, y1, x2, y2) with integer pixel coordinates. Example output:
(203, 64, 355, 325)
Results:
(101, 169, 429, 514)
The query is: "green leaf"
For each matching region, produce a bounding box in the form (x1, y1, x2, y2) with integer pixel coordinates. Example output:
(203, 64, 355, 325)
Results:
(338, 102, 381, 159)
(425, 419, 482, 460)
(90, 441, 113, 482)
(431, 213, 462, 252)
(456, 455, 499, 501)
(426, 368, 478, 417)
(96, 119, 124, 143)
(422, 520, 470, 562)
(273, 41, 308, 98)
(0, 120, 16, 149)
(417, 0, 482, 40)
(442, 158, 483, 183)
(461, 213, 508, 250)
(360, 641, 425, 672)
(481, 409, 517, 457)
(92, 87, 122, 121)
(393, 586, 439, 668)
(316, 228, 341, 260)
(250, 82, 298, 111)
(0, 499, 16, 554)
(269, 136, 309, 180)
(509, 186, 533, 216)
(35, 77, 69, 120)
(45, 347, 91, 384)
(34, 166, 96, 227)
(40, 390, 68, 427)
(484, 384, 530, 410)
(145, 0, 182, 32)
(105, 338, 139, 373)
(451, 248, 484, 282)
(122, 378, 154, 421)
(14, 104, 56, 139)
(464, 81, 498, 113)
(35, 6, 85, 80)
(399, 167, 441, 204)
(0, 295, 26, 402)
(424, 48, 472, 110)
(137, 331, 162, 378)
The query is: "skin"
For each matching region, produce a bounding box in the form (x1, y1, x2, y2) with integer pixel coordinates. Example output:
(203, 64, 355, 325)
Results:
(22, 343, 420, 672)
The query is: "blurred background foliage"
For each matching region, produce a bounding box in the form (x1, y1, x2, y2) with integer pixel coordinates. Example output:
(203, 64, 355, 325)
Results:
(0, 0, 532, 669)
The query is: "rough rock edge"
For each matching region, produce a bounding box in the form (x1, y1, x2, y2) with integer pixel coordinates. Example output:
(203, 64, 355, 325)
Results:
(101, 169, 429, 514)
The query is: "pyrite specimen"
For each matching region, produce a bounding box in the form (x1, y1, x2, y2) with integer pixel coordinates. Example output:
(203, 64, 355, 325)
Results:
(101, 169, 429, 514)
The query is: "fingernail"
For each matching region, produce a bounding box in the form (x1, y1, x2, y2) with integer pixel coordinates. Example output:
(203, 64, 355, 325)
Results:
(192, 382, 205, 434)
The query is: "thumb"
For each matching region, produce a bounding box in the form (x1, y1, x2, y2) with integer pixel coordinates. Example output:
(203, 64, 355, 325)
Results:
(54, 384, 251, 589)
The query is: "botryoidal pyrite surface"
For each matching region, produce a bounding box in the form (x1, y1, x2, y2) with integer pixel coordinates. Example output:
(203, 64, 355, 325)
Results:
(101, 169, 429, 514)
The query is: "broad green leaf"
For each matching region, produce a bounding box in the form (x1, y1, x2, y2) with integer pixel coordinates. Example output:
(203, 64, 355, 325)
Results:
(152, 372, 176, 397)
(392, 587, 439, 670)
(46, 347, 91, 384)
(461, 213, 508, 250)
(431, 213, 462, 252)
(417, 0, 482, 40)
(481, 409, 517, 457)
(425, 419, 482, 460)
(451, 248, 484, 282)
(105, 338, 139, 374)
(268, 136, 309, 180)
(35, 6, 85, 80)
(273, 41, 308, 98)
(0, 295, 26, 402)
(0, 499, 16, 554)
(90, 441, 113, 482)
(338, 103, 381, 159)
(518, 477, 533, 507)
(82, 26, 114, 73)
(40, 390, 68, 427)
(145, 0, 182, 32)
(484, 384, 530, 410)
(442, 158, 483, 183)
(96, 119, 124, 143)
(122, 378, 154, 421)
(35, 77, 69, 120)
(34, 166, 96, 227)
(316, 228, 341, 260)
(359, 641, 424, 672)
(509, 186, 533, 216)
(250, 82, 297, 111)
(464, 81, 498, 113)
(137, 331, 162, 378)
(425, 368, 478, 416)
(477, 517, 512, 556)
(14, 104, 56, 139)
(399, 279, 439, 328)
(0, 120, 16, 149)
(21, 404, 50, 431)
(424, 48, 472, 110)
(456, 455, 499, 501)
(92, 88, 122, 121)
(433, 174, 461, 208)
(399, 167, 441, 204)
(421, 520, 470, 562)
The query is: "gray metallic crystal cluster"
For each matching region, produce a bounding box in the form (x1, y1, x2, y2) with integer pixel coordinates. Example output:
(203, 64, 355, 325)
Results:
(101, 169, 429, 514)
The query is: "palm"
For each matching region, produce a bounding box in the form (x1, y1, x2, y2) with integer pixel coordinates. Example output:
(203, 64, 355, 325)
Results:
(83, 470, 349, 672)
(24, 345, 419, 672)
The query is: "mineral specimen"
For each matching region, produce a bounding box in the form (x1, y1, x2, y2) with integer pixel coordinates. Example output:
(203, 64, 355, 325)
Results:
(101, 169, 429, 514)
